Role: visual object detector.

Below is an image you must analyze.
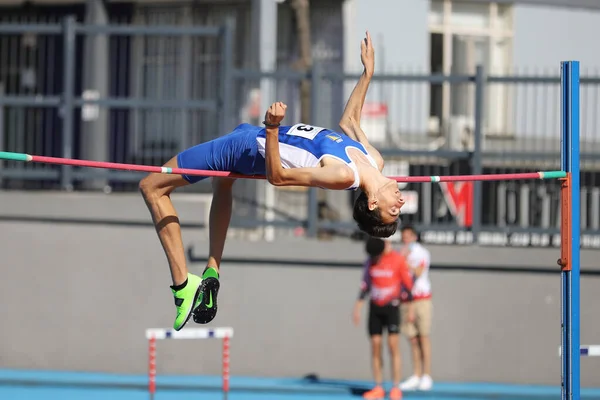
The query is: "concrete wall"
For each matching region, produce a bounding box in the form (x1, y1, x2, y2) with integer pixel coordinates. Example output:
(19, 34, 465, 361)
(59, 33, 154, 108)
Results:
(1, 192, 599, 386)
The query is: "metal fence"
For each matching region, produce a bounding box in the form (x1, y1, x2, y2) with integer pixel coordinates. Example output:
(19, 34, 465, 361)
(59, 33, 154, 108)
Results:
(1, 17, 599, 247)
(0, 17, 233, 192)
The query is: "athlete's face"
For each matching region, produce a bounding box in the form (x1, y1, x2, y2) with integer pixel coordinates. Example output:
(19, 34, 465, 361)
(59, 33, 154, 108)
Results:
(375, 179, 405, 223)
(401, 229, 417, 244)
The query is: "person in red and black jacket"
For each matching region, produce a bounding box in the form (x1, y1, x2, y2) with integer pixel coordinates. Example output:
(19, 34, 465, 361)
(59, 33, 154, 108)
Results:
(353, 237, 414, 400)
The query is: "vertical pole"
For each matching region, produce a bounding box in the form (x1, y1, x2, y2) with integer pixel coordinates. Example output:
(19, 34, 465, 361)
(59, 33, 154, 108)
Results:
(61, 15, 76, 191)
(471, 65, 485, 242)
(0, 83, 4, 188)
(81, 0, 109, 191)
(148, 336, 156, 400)
(256, 0, 278, 241)
(222, 336, 230, 400)
(306, 62, 321, 238)
(219, 18, 235, 136)
(560, 60, 581, 400)
(264, 178, 276, 241)
(179, 6, 192, 153)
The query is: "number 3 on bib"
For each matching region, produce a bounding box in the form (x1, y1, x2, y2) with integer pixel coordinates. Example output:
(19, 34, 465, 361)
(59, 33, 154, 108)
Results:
(286, 123, 326, 140)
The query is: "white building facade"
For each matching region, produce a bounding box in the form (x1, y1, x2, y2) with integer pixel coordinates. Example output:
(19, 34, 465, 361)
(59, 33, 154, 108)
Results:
(343, 0, 600, 143)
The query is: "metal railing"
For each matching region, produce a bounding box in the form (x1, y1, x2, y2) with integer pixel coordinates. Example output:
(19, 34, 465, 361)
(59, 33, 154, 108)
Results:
(0, 16, 233, 191)
(1, 17, 599, 246)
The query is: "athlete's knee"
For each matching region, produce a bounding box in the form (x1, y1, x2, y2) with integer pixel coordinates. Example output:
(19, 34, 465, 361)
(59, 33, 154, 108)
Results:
(371, 335, 382, 347)
(139, 175, 156, 199)
(139, 174, 171, 202)
(139, 158, 184, 201)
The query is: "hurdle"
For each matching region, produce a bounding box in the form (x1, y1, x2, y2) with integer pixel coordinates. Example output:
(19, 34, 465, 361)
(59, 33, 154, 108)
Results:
(558, 345, 600, 357)
(145, 327, 233, 400)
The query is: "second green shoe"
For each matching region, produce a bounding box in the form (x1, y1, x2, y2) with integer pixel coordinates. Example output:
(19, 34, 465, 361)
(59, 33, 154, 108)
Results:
(171, 273, 202, 331)
(192, 266, 220, 324)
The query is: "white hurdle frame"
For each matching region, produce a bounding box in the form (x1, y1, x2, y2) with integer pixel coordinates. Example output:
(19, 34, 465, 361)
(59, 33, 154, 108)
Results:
(558, 345, 600, 357)
(146, 327, 233, 400)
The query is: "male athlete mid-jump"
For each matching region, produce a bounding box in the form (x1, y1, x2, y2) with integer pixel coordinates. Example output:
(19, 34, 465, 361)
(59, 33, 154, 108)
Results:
(139, 32, 406, 331)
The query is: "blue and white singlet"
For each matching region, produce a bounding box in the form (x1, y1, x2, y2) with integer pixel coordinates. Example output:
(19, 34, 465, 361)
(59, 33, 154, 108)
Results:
(176, 122, 379, 189)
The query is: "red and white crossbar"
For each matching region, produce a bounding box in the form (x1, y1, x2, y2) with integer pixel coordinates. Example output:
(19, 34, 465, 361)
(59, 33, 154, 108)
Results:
(0, 151, 566, 183)
(145, 327, 233, 400)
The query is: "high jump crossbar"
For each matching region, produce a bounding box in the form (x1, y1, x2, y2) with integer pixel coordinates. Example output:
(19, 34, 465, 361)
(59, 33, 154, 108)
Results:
(0, 150, 565, 183)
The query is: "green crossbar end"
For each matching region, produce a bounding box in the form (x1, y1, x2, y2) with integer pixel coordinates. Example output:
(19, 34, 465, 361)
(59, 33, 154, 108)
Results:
(0, 151, 31, 162)
(541, 171, 567, 179)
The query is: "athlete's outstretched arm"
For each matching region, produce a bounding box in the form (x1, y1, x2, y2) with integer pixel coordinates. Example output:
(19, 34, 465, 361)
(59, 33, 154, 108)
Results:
(338, 32, 384, 171)
(339, 31, 374, 142)
(263, 101, 355, 189)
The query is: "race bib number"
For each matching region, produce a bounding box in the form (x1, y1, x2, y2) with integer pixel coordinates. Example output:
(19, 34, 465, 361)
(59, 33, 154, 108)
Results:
(286, 123, 326, 140)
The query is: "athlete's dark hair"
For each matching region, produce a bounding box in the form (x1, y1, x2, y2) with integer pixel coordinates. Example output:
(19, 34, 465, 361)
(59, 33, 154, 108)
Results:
(400, 223, 417, 235)
(353, 191, 398, 238)
(365, 237, 385, 258)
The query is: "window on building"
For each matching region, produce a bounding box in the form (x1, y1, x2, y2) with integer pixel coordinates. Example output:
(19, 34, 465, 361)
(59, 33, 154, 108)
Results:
(129, 2, 252, 165)
(428, 0, 514, 138)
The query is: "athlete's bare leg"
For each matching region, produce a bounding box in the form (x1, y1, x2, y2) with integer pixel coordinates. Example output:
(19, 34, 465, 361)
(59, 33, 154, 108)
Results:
(139, 156, 190, 286)
(140, 158, 236, 327)
(139, 156, 206, 330)
(420, 335, 432, 376)
(388, 333, 401, 387)
(188, 176, 236, 325)
(409, 336, 423, 376)
(370, 334, 383, 386)
(206, 177, 236, 272)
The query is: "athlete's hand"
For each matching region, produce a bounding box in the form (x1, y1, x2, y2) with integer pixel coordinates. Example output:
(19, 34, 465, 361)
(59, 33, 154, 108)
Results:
(352, 308, 361, 326)
(264, 101, 287, 127)
(352, 301, 363, 326)
(360, 31, 374, 77)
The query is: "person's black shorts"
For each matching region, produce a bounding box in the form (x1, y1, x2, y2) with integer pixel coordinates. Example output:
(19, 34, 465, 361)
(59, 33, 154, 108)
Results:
(368, 302, 400, 336)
